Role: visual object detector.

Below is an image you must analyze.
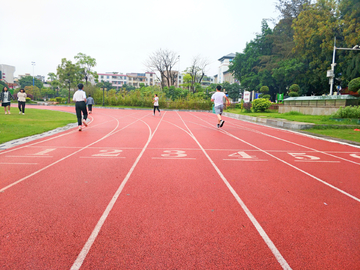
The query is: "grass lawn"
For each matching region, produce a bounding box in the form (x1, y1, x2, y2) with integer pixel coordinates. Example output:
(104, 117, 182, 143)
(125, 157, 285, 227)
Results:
(0, 108, 75, 144)
(305, 129, 360, 143)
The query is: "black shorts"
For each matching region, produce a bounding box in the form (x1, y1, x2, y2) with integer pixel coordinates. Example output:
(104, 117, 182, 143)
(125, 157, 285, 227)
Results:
(2, 102, 10, 107)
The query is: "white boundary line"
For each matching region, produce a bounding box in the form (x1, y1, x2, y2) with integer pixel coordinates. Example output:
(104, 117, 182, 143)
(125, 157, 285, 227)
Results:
(176, 112, 292, 270)
(70, 112, 166, 270)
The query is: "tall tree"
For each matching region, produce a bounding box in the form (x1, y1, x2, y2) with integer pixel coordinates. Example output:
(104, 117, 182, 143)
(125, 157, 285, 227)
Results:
(74, 53, 98, 85)
(146, 49, 179, 89)
(57, 58, 82, 103)
(19, 76, 43, 89)
(185, 56, 209, 93)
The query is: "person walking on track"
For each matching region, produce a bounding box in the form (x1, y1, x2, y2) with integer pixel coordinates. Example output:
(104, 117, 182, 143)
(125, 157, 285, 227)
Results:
(17, 88, 27, 115)
(72, 83, 88, 131)
(153, 94, 161, 116)
(1, 86, 14, 115)
(211, 85, 230, 128)
(86, 94, 95, 114)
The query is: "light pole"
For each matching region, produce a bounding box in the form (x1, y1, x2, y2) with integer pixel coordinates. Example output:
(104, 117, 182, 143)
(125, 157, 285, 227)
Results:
(31, 61, 35, 88)
(177, 55, 180, 88)
(328, 37, 360, 95)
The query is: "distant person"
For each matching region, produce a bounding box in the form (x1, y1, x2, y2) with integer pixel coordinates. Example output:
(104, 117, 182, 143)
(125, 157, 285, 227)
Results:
(17, 88, 27, 115)
(72, 83, 88, 131)
(153, 94, 161, 116)
(211, 85, 230, 128)
(86, 94, 95, 114)
(0, 86, 14, 115)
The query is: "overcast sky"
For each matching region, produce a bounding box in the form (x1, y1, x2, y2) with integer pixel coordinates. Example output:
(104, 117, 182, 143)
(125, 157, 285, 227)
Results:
(1, 0, 279, 79)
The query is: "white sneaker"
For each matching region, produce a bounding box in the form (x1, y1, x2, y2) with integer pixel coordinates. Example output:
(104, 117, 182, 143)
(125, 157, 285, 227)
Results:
(22, 113, 25, 115)
(19, 111, 21, 114)
(5, 112, 7, 115)
(8, 111, 10, 114)
(78, 126, 82, 131)
(82, 119, 88, 127)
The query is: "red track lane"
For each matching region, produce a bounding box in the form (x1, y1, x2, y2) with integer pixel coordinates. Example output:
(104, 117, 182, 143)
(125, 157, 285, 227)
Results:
(0, 107, 359, 269)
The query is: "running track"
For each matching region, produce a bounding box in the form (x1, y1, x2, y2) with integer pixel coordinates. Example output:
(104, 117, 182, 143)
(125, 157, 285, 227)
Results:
(1, 106, 359, 269)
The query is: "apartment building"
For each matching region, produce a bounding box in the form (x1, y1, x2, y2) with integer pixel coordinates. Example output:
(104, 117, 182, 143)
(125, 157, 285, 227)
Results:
(98, 72, 156, 89)
(0, 64, 16, 84)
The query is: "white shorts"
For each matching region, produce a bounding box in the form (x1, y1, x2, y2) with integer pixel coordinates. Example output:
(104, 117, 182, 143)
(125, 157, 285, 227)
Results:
(214, 104, 223, 115)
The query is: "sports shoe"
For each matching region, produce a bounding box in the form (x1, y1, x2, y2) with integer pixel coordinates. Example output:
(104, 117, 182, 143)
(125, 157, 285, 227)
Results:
(220, 120, 225, 127)
(8, 111, 11, 114)
(22, 113, 25, 115)
(159, 112, 161, 116)
(217, 124, 220, 129)
(5, 112, 7, 115)
(19, 111, 21, 114)
(82, 119, 88, 127)
(78, 126, 82, 131)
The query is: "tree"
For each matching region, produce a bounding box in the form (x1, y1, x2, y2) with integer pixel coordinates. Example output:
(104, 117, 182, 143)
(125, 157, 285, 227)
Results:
(19, 76, 43, 90)
(146, 49, 179, 89)
(185, 56, 209, 93)
(222, 82, 241, 101)
(57, 58, 82, 103)
(24, 85, 41, 100)
(0, 80, 8, 91)
(74, 52, 98, 85)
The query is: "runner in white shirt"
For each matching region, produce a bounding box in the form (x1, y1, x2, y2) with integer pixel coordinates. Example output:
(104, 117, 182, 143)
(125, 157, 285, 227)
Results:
(153, 94, 161, 116)
(72, 83, 88, 131)
(211, 85, 230, 128)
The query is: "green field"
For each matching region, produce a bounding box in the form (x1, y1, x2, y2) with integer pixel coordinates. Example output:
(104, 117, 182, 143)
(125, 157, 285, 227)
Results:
(0, 108, 75, 144)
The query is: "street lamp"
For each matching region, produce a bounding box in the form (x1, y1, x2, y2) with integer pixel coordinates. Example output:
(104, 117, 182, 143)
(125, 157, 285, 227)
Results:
(328, 37, 360, 95)
(177, 55, 180, 88)
(31, 61, 35, 88)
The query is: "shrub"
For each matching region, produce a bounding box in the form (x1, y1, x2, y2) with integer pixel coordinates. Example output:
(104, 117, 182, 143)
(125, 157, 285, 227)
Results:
(243, 102, 252, 112)
(26, 97, 31, 103)
(260, 86, 269, 94)
(348, 77, 360, 93)
(289, 92, 299, 97)
(252, 98, 272, 112)
(260, 94, 271, 100)
(289, 84, 300, 92)
(55, 97, 62, 103)
(332, 106, 360, 118)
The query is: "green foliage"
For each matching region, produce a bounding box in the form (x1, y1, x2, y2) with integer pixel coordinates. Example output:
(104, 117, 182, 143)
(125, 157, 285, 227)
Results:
(260, 86, 269, 94)
(348, 77, 360, 93)
(288, 92, 299, 97)
(252, 98, 272, 112)
(332, 106, 360, 118)
(0, 80, 9, 90)
(223, 82, 241, 101)
(260, 94, 271, 100)
(289, 84, 300, 92)
(19, 76, 43, 89)
(55, 97, 62, 103)
(26, 97, 31, 103)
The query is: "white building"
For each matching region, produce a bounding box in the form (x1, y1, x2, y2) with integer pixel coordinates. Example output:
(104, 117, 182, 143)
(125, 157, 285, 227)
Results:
(98, 72, 156, 89)
(0, 64, 16, 84)
(216, 53, 236, 84)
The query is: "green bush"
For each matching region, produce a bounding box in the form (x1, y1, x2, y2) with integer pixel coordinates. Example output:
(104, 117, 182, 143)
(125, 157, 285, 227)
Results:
(252, 98, 272, 112)
(289, 92, 299, 97)
(289, 84, 300, 92)
(332, 106, 360, 118)
(55, 97, 62, 103)
(26, 97, 31, 103)
(348, 77, 360, 93)
(260, 86, 269, 94)
(259, 94, 271, 100)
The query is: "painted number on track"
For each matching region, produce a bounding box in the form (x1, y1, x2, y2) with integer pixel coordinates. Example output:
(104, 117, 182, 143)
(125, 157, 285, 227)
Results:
(32, 149, 56, 156)
(229, 151, 255, 159)
(92, 150, 123, 157)
(289, 153, 320, 160)
(161, 150, 187, 158)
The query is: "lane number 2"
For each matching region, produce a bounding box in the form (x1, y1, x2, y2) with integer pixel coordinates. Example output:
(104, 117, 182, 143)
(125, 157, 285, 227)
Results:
(92, 150, 123, 157)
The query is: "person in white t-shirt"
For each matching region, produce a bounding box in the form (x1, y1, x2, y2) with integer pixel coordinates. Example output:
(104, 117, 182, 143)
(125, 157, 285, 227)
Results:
(72, 83, 88, 131)
(211, 85, 230, 128)
(153, 94, 161, 116)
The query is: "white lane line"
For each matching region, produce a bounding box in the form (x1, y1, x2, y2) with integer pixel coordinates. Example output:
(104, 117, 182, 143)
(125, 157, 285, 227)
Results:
(294, 161, 340, 163)
(0, 163, 38, 165)
(176, 112, 292, 270)
(5, 156, 53, 158)
(152, 157, 196, 160)
(223, 159, 267, 161)
(70, 112, 166, 270)
(79, 157, 126, 159)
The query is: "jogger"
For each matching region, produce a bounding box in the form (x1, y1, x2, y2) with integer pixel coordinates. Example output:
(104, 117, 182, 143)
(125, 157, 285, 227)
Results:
(211, 85, 230, 128)
(153, 94, 160, 116)
(17, 88, 27, 115)
(72, 83, 88, 131)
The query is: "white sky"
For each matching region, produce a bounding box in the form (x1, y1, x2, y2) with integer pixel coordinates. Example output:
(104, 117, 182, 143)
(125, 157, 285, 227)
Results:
(0, 0, 279, 79)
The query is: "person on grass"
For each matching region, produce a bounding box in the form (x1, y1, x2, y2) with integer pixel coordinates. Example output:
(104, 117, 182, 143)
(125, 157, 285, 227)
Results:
(211, 85, 230, 128)
(0, 87, 14, 115)
(86, 94, 95, 114)
(17, 88, 27, 115)
(153, 94, 161, 116)
(72, 83, 88, 131)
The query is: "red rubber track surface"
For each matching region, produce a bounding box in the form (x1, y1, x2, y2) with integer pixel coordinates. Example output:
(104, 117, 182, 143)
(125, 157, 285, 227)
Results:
(0, 106, 359, 269)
